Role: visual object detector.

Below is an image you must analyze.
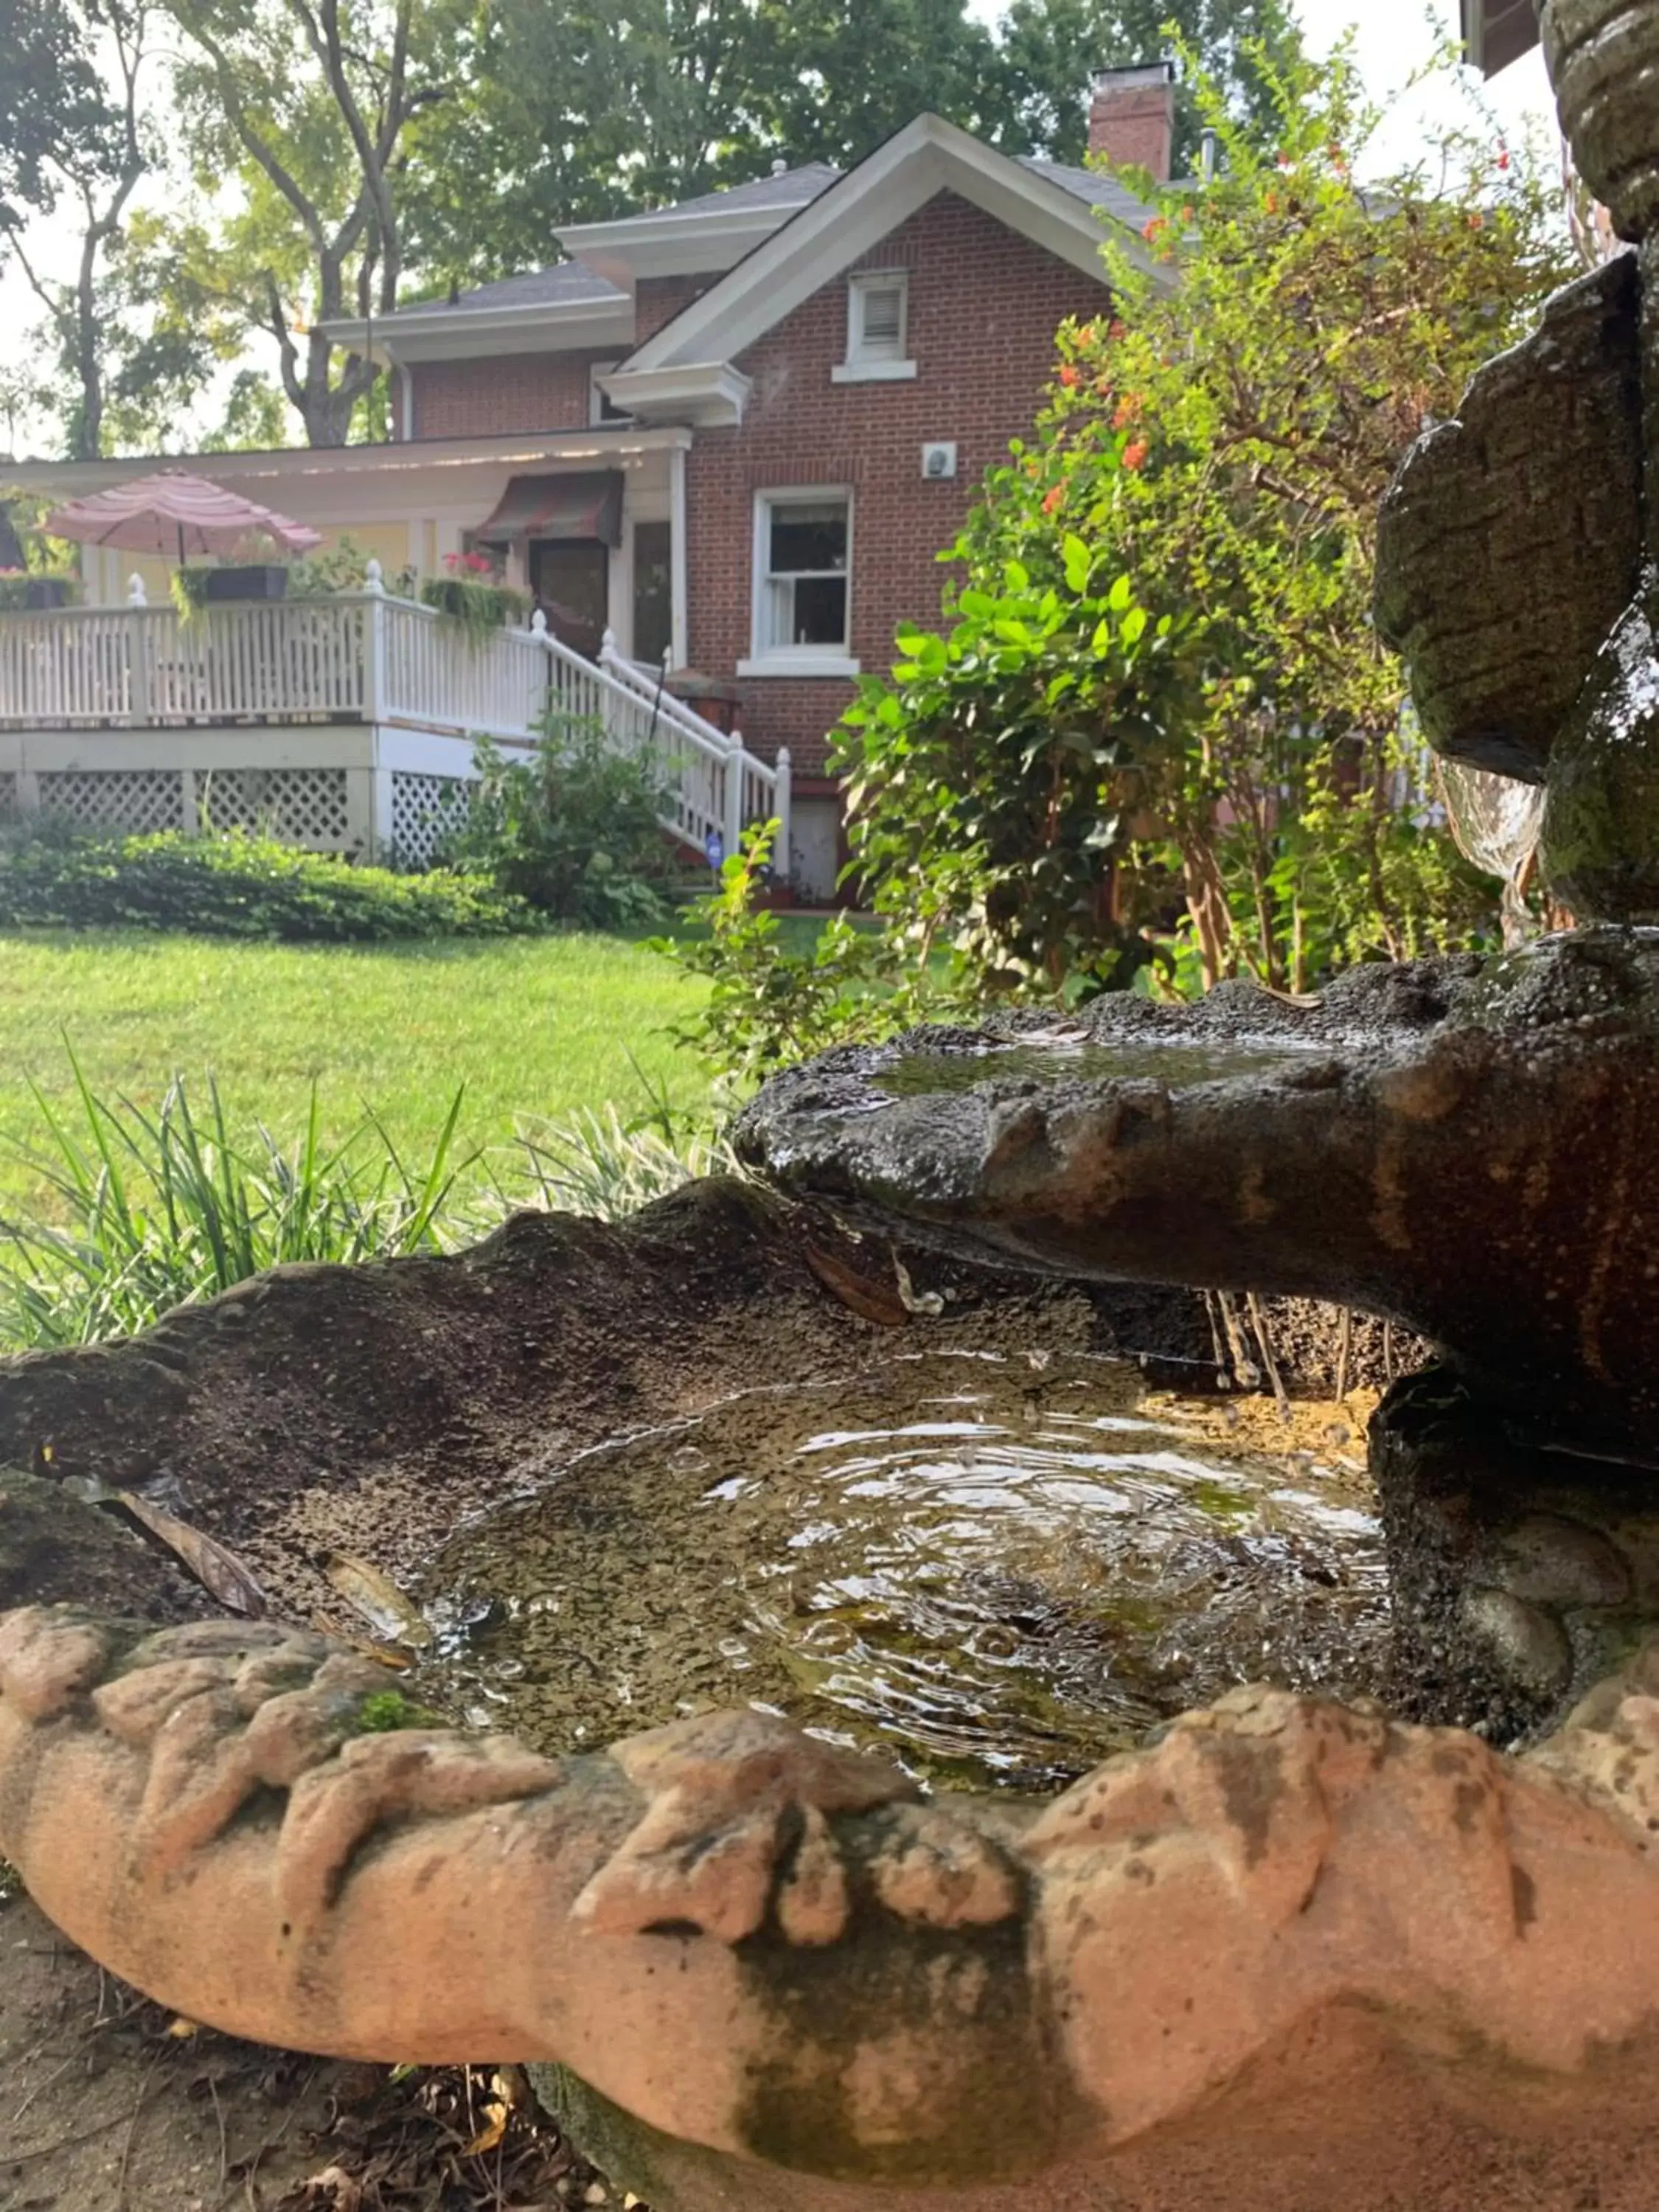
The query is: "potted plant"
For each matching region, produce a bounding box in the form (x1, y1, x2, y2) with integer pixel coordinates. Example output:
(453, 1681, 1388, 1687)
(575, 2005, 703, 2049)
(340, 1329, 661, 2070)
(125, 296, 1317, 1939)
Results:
(420, 550, 529, 645)
(0, 568, 76, 611)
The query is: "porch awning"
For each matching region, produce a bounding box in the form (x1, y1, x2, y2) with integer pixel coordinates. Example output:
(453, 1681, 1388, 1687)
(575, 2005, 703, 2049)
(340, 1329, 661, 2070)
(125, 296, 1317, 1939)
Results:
(473, 470, 623, 548)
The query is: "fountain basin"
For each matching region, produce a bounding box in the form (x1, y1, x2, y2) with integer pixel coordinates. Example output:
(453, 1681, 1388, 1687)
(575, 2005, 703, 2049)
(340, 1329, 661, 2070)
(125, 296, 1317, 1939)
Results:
(735, 933, 1659, 1448)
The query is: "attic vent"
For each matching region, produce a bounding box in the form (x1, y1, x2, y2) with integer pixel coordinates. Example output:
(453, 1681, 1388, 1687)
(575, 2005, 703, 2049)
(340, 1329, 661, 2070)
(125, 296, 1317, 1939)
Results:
(849, 271, 907, 364)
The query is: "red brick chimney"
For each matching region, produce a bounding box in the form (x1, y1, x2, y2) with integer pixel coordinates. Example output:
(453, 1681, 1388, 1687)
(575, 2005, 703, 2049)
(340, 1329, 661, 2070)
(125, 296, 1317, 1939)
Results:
(1088, 60, 1176, 181)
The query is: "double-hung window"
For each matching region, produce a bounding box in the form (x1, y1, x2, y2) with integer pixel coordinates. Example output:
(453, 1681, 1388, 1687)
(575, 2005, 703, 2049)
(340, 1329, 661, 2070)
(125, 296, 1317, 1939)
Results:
(742, 490, 857, 674)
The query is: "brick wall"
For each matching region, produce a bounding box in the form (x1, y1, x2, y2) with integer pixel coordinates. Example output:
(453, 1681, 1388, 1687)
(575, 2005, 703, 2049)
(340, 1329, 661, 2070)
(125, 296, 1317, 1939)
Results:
(684, 190, 1107, 776)
(408, 347, 619, 439)
(636, 274, 718, 340)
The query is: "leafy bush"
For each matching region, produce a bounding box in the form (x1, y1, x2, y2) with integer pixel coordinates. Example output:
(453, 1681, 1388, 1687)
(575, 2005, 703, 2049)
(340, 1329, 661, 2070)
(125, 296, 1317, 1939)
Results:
(287, 535, 417, 598)
(832, 35, 1564, 1000)
(0, 830, 540, 941)
(0, 1060, 470, 1347)
(444, 724, 674, 929)
(656, 823, 962, 1088)
(838, 545, 1179, 1000)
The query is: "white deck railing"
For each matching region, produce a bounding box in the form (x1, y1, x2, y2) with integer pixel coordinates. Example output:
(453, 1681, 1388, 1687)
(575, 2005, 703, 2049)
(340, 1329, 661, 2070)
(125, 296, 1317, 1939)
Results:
(0, 564, 790, 873)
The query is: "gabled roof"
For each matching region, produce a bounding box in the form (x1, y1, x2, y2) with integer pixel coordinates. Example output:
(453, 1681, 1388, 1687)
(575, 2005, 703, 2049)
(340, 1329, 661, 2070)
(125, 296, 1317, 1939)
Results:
(553, 162, 843, 285)
(622, 114, 1159, 383)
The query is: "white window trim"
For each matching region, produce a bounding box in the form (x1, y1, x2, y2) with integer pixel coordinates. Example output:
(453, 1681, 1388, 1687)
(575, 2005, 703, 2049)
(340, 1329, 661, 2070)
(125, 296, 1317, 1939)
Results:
(836, 270, 916, 383)
(741, 485, 858, 678)
(831, 358, 918, 384)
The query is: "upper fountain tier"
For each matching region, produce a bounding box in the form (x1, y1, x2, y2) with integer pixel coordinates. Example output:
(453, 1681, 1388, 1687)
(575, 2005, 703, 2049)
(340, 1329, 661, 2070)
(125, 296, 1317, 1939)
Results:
(736, 930, 1659, 1448)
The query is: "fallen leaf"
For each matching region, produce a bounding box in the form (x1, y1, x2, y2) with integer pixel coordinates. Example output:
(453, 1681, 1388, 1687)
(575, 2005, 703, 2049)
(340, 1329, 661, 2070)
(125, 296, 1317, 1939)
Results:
(462, 2100, 508, 2157)
(115, 1490, 268, 1617)
(804, 1243, 908, 1326)
(324, 1554, 434, 1649)
(164, 2014, 199, 2039)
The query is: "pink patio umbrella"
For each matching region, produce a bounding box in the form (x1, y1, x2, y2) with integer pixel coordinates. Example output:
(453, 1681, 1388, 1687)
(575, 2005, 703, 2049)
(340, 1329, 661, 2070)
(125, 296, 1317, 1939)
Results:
(43, 470, 323, 563)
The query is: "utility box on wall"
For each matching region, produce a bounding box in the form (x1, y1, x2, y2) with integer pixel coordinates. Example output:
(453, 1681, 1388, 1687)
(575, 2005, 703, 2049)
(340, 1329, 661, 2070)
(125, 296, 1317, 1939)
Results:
(921, 442, 958, 480)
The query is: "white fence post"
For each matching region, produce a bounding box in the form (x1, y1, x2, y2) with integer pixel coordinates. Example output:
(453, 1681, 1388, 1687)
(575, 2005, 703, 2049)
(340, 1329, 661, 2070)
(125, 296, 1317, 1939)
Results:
(363, 560, 386, 724)
(773, 746, 792, 885)
(127, 574, 152, 724)
(531, 609, 557, 736)
(723, 727, 745, 863)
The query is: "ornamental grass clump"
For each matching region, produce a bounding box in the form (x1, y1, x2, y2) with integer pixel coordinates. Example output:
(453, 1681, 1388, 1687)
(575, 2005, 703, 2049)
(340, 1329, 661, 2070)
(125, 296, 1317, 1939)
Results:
(0, 1058, 471, 1348)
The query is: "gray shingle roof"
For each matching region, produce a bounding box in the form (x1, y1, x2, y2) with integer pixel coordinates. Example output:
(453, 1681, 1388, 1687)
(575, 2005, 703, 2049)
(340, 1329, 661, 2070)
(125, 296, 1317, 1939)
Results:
(1020, 157, 1158, 232)
(629, 162, 843, 222)
(389, 264, 626, 319)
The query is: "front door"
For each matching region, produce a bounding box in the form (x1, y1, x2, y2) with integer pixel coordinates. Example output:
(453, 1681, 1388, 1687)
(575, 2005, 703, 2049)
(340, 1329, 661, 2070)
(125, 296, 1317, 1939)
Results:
(530, 540, 609, 661)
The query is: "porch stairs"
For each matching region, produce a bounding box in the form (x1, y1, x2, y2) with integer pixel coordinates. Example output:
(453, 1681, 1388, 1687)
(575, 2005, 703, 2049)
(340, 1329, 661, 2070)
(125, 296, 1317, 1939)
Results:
(0, 562, 790, 877)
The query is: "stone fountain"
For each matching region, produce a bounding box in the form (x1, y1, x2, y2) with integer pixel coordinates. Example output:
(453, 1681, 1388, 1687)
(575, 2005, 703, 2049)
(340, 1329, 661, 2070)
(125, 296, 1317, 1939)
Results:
(7, 6, 1659, 2208)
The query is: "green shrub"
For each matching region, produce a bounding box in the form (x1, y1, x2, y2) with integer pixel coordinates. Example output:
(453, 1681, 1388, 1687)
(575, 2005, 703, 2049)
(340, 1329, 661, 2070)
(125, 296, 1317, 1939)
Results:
(0, 830, 540, 941)
(445, 724, 674, 930)
(655, 823, 964, 1090)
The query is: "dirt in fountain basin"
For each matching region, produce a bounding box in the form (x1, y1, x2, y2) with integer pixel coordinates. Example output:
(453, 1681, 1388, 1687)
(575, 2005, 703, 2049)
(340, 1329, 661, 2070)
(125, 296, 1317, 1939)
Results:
(0, 1179, 1417, 2212)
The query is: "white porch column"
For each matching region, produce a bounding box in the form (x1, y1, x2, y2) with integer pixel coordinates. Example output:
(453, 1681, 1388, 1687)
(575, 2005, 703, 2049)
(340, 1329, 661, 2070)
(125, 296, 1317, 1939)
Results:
(773, 747, 792, 885)
(669, 442, 689, 672)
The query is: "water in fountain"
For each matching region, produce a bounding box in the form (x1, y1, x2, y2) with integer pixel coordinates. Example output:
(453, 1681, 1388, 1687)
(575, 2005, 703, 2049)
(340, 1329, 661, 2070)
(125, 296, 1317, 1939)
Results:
(417, 1352, 1385, 1790)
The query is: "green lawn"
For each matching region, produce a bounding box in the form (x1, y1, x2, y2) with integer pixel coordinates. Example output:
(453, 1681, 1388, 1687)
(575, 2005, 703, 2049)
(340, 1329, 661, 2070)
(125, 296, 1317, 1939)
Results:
(0, 931, 712, 1213)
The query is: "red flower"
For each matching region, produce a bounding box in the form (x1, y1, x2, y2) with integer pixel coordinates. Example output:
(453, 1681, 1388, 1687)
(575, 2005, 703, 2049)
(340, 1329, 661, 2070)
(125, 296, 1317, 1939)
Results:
(1042, 486, 1064, 514)
(1058, 363, 1080, 386)
(1495, 147, 1511, 170)
(1122, 439, 1149, 472)
(1468, 210, 1485, 229)
(1076, 321, 1096, 345)
(1108, 319, 1127, 341)
(1141, 215, 1168, 242)
(1112, 393, 1142, 430)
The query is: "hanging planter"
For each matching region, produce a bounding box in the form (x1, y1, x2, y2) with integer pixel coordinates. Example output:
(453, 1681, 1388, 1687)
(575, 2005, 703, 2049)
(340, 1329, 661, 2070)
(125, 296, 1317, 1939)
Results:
(420, 552, 528, 649)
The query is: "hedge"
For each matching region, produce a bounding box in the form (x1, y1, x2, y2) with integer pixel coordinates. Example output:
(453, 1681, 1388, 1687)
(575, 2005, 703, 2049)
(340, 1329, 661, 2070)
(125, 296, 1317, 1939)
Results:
(0, 831, 542, 941)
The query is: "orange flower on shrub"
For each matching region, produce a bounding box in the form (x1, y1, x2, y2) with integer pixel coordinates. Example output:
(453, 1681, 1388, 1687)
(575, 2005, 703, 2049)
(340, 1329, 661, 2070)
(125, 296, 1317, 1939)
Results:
(1112, 393, 1142, 430)
(1122, 440, 1149, 472)
(1108, 319, 1127, 340)
(1141, 215, 1168, 243)
(1058, 363, 1079, 386)
(1042, 485, 1064, 514)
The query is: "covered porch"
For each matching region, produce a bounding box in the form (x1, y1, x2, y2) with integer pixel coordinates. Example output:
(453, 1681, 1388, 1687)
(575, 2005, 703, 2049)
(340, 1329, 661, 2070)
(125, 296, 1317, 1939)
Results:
(7, 427, 692, 672)
(0, 567, 787, 872)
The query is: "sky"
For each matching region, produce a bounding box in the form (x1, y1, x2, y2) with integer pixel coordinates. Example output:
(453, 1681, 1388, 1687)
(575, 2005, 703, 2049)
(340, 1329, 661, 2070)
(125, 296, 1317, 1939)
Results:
(0, 1, 1561, 457)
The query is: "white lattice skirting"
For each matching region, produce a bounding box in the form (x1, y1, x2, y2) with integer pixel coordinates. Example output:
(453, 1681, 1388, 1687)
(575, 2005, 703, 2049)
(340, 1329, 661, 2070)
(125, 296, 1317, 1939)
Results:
(0, 726, 489, 863)
(389, 772, 473, 867)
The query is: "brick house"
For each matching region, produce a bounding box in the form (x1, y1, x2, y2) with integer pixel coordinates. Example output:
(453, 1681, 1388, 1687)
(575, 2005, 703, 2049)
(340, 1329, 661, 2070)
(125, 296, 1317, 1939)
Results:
(4, 72, 1172, 894)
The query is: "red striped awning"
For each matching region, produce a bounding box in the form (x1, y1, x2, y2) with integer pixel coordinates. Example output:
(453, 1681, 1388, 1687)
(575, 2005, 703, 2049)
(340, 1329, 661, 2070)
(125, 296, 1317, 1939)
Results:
(474, 472, 623, 547)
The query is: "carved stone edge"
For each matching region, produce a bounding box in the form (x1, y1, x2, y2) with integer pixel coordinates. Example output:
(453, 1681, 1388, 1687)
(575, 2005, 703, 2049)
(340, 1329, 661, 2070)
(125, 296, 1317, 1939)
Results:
(9, 1602, 1659, 2183)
